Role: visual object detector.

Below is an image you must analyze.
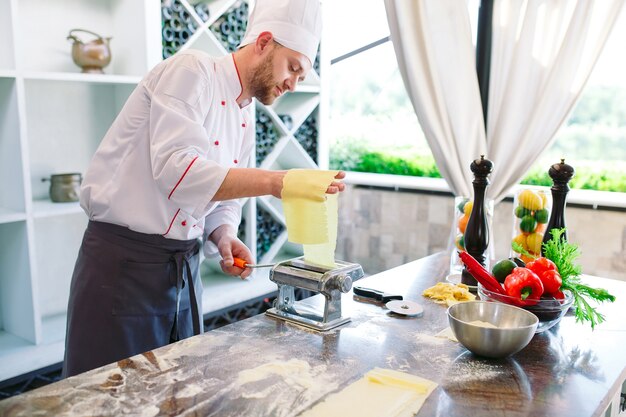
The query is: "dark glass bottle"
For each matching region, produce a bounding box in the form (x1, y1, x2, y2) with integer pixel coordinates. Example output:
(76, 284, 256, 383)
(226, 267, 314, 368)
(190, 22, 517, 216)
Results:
(462, 155, 494, 287)
(542, 159, 575, 251)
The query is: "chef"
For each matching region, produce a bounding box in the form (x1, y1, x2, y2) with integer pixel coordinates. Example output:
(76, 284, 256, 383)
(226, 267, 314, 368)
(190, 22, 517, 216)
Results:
(63, 0, 342, 377)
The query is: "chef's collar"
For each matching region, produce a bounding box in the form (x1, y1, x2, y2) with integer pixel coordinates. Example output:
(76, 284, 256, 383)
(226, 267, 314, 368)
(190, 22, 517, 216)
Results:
(216, 53, 252, 108)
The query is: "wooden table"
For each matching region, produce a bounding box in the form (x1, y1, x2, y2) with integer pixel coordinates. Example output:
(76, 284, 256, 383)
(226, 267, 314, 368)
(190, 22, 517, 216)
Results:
(1, 252, 625, 416)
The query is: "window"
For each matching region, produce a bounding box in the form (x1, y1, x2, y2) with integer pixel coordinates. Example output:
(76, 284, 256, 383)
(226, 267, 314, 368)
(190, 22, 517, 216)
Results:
(327, 0, 430, 175)
(523, 7, 626, 193)
(327, 1, 625, 193)
(326, 0, 478, 178)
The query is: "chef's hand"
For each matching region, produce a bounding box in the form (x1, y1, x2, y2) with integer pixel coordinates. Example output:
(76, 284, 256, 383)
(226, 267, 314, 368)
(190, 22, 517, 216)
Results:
(210, 225, 253, 279)
(326, 171, 346, 194)
(270, 170, 347, 199)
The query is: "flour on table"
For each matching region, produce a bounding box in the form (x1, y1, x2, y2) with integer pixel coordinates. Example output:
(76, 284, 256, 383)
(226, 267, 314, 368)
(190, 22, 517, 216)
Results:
(435, 327, 458, 342)
(414, 332, 448, 345)
(236, 359, 320, 389)
(445, 359, 504, 383)
(233, 358, 338, 404)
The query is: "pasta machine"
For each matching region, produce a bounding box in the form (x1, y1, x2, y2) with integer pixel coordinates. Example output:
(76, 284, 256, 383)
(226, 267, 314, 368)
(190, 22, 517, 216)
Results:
(265, 257, 364, 331)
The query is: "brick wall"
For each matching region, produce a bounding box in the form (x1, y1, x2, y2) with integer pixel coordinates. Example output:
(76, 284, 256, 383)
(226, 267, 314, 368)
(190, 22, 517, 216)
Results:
(337, 185, 626, 281)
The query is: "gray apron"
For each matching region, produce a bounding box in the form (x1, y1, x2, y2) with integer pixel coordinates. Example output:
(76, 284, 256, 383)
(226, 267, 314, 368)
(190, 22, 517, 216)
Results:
(63, 221, 203, 377)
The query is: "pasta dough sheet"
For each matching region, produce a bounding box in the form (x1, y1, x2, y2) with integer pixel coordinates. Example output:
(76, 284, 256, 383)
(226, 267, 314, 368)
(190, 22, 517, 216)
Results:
(282, 169, 339, 268)
(303, 194, 337, 268)
(299, 368, 437, 417)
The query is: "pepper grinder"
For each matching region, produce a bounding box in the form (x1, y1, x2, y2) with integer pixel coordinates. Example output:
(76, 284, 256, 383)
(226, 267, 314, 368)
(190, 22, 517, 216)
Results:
(542, 159, 575, 252)
(462, 155, 494, 287)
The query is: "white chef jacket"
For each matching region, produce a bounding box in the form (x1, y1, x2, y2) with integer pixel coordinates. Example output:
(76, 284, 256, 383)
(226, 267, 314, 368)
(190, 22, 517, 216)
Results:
(80, 50, 254, 256)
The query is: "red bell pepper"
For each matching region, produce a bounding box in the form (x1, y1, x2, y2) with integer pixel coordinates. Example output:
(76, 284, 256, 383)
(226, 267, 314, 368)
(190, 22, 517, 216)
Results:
(538, 269, 562, 294)
(504, 267, 544, 306)
(526, 257, 561, 294)
(526, 257, 557, 275)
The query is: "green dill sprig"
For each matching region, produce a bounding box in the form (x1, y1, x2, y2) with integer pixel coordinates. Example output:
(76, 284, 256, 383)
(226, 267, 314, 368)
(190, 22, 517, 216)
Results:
(542, 228, 616, 330)
(542, 228, 582, 280)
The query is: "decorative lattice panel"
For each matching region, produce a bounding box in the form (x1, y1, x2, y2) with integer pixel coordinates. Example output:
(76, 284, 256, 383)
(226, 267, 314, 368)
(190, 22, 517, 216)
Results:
(237, 214, 246, 242)
(313, 47, 321, 74)
(255, 109, 280, 166)
(294, 112, 318, 163)
(210, 1, 249, 53)
(161, 0, 202, 59)
(256, 206, 285, 259)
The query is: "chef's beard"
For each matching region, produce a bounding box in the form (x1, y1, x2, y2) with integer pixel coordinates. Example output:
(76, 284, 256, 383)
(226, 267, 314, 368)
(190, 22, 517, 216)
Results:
(249, 49, 278, 105)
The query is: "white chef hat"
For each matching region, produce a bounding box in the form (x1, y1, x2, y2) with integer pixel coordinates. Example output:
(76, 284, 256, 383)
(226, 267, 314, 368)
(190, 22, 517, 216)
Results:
(239, 0, 322, 66)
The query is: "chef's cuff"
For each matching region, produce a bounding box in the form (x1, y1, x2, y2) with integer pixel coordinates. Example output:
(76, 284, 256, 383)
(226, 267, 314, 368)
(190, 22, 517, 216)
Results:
(202, 204, 242, 258)
(202, 240, 220, 258)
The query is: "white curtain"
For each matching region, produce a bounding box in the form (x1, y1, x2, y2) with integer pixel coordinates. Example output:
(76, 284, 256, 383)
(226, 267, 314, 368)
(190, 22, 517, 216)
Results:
(384, 0, 623, 202)
(384, 0, 486, 198)
(486, 0, 624, 201)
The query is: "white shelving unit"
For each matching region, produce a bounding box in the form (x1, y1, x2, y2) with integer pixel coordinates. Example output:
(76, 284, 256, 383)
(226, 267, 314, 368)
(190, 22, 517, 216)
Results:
(0, 0, 323, 382)
(0, 0, 161, 382)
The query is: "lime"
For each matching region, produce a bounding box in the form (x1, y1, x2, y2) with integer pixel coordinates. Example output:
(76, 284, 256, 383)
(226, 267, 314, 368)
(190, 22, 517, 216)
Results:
(492, 259, 517, 283)
(520, 215, 537, 233)
(515, 205, 529, 218)
(535, 208, 549, 224)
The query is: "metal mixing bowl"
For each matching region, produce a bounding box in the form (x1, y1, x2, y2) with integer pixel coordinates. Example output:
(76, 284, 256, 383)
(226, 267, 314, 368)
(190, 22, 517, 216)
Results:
(448, 301, 539, 358)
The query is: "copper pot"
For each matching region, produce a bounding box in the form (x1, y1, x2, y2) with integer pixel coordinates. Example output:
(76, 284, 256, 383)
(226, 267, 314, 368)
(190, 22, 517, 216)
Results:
(67, 29, 112, 74)
(42, 173, 82, 203)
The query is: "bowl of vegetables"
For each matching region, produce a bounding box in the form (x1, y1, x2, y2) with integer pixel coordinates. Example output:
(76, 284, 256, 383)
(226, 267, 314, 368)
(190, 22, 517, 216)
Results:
(460, 228, 616, 333)
(461, 250, 573, 332)
(477, 284, 574, 333)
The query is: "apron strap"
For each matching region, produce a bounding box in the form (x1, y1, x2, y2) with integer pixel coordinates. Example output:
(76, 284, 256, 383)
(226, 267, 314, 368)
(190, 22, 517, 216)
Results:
(170, 250, 201, 342)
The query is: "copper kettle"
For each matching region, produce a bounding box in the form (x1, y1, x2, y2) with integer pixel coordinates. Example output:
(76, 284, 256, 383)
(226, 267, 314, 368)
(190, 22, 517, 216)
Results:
(67, 29, 112, 74)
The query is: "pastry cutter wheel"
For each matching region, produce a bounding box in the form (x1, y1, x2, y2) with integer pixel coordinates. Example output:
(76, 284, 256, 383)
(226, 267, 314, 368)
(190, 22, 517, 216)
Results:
(353, 286, 423, 317)
(385, 299, 424, 317)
